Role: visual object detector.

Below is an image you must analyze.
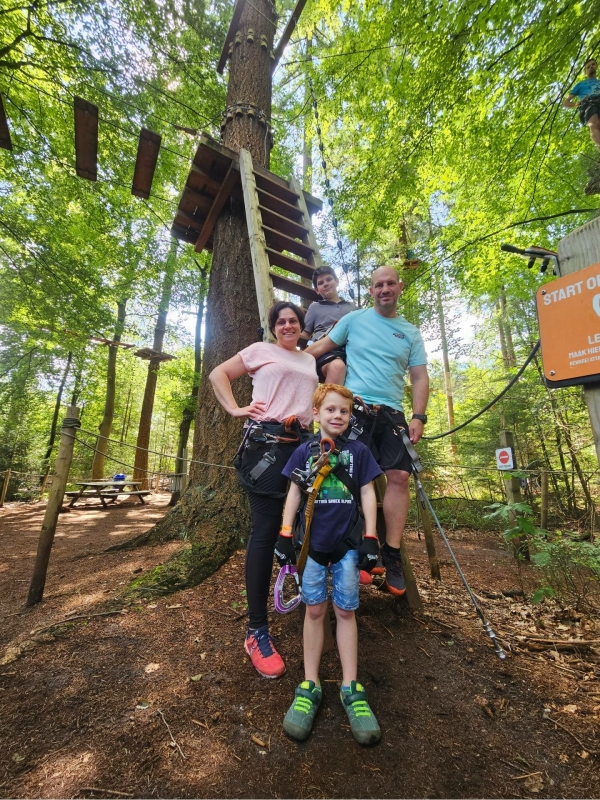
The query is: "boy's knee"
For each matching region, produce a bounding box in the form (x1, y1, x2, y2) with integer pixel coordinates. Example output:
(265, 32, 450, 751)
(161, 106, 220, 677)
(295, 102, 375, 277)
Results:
(333, 603, 355, 621)
(306, 601, 328, 620)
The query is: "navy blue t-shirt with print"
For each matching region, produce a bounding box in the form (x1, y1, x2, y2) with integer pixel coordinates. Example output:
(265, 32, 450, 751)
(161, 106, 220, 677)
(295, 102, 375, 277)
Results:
(282, 437, 382, 553)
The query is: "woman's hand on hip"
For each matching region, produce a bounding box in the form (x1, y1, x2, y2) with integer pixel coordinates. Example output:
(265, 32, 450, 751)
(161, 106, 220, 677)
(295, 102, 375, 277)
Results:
(231, 400, 267, 418)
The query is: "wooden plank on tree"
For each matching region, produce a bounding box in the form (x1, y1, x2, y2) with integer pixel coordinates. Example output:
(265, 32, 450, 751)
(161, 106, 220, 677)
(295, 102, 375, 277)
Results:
(290, 176, 324, 268)
(263, 225, 315, 260)
(171, 224, 201, 244)
(273, 0, 309, 65)
(0, 95, 12, 151)
(270, 272, 318, 302)
(259, 204, 309, 240)
(74, 96, 98, 181)
(190, 162, 223, 192)
(175, 210, 204, 232)
(303, 188, 322, 216)
(217, 0, 248, 74)
(239, 148, 274, 339)
(195, 162, 240, 253)
(266, 248, 315, 280)
(131, 128, 162, 199)
(256, 187, 305, 221)
(254, 167, 300, 205)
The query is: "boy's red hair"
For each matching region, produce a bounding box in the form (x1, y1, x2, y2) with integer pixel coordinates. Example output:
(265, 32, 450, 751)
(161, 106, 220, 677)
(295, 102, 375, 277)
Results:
(313, 383, 354, 410)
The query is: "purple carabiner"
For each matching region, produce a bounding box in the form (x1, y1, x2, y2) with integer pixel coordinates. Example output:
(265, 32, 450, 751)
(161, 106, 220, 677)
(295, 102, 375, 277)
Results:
(274, 564, 301, 614)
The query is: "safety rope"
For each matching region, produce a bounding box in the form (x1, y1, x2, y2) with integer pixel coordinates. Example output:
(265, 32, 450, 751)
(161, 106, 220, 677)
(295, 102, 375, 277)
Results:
(422, 341, 540, 440)
(307, 76, 355, 301)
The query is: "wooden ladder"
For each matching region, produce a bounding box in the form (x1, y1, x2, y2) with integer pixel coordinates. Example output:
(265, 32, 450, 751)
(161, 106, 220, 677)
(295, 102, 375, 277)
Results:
(239, 148, 322, 337)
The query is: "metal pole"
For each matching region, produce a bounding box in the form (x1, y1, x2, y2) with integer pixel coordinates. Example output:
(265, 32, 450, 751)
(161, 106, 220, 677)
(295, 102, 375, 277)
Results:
(27, 407, 80, 606)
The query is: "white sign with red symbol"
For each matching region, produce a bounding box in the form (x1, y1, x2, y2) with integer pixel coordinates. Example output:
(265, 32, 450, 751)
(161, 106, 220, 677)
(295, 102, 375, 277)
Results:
(495, 448, 514, 470)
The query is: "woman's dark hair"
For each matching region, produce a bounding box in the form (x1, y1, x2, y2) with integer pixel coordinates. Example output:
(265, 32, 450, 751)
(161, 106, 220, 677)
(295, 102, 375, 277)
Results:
(268, 301, 305, 335)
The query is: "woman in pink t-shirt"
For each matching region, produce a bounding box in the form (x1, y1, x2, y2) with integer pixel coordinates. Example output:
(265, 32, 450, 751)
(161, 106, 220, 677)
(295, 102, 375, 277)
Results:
(210, 301, 317, 679)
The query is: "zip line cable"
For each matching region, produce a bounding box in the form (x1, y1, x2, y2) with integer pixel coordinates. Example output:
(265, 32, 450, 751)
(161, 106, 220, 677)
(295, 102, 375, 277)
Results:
(422, 340, 540, 440)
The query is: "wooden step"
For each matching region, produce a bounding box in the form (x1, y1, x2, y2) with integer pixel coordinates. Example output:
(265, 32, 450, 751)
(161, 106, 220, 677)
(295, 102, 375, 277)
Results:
(263, 225, 315, 260)
(270, 272, 318, 302)
(266, 248, 315, 281)
(254, 167, 300, 206)
(256, 187, 305, 222)
(259, 205, 309, 241)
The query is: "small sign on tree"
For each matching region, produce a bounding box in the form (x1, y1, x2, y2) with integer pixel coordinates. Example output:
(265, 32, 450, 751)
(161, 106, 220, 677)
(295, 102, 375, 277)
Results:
(495, 448, 514, 470)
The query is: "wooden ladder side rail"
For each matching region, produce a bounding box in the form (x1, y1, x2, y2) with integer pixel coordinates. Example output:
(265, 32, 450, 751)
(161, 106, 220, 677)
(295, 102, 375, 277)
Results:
(239, 148, 275, 341)
(374, 475, 422, 609)
(290, 176, 324, 270)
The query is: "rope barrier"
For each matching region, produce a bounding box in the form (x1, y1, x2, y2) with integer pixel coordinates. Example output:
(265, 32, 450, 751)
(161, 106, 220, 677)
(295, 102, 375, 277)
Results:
(67, 433, 235, 473)
(421, 460, 597, 478)
(422, 341, 541, 440)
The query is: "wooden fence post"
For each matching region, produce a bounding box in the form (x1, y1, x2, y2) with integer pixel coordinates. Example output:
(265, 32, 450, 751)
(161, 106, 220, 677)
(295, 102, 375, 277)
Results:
(540, 469, 549, 530)
(499, 430, 529, 560)
(413, 475, 441, 580)
(27, 407, 79, 606)
(0, 468, 11, 508)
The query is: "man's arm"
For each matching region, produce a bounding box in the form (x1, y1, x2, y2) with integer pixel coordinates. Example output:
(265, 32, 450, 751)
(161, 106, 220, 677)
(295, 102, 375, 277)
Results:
(297, 331, 311, 350)
(306, 334, 337, 359)
(563, 93, 578, 109)
(408, 364, 429, 444)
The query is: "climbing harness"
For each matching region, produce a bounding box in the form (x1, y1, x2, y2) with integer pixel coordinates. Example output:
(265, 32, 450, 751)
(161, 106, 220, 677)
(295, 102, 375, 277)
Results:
(233, 416, 303, 497)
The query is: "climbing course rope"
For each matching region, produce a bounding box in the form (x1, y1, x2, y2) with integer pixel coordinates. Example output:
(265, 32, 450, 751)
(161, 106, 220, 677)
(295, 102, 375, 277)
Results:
(308, 76, 355, 301)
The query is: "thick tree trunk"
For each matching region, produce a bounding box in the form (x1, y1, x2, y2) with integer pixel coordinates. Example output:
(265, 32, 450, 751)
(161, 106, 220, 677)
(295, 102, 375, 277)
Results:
(91, 302, 126, 479)
(170, 271, 207, 506)
(499, 290, 516, 367)
(110, 0, 277, 597)
(133, 252, 175, 488)
(41, 351, 72, 475)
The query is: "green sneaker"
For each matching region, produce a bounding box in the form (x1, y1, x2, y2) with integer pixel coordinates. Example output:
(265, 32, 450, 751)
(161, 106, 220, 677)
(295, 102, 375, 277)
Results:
(340, 681, 381, 745)
(283, 680, 322, 741)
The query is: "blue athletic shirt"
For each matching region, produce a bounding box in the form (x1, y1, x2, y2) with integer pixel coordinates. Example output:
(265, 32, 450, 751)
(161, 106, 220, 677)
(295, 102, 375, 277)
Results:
(282, 437, 382, 553)
(328, 307, 427, 412)
(570, 78, 600, 99)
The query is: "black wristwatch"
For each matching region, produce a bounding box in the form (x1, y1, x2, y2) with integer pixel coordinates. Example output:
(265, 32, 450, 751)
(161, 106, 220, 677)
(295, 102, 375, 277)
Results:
(411, 414, 428, 424)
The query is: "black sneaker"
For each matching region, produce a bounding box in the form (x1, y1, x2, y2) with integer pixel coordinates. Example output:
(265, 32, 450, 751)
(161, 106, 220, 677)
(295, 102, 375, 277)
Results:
(382, 546, 406, 596)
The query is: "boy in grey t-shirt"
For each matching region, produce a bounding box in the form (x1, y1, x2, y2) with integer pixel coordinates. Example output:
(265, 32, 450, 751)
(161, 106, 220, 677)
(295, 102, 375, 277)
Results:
(300, 266, 356, 384)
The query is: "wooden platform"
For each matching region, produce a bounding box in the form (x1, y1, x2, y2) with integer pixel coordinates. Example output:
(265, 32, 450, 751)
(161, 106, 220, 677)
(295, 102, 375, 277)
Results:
(171, 133, 323, 303)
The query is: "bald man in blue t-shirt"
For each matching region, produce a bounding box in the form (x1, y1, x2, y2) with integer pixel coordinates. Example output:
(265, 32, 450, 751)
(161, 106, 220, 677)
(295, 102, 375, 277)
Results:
(563, 58, 600, 150)
(307, 265, 430, 597)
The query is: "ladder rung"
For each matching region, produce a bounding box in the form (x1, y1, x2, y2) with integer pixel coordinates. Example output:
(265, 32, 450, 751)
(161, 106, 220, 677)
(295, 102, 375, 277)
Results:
(266, 248, 315, 280)
(259, 205, 309, 240)
(263, 225, 315, 260)
(256, 187, 305, 222)
(254, 168, 299, 205)
(270, 272, 318, 302)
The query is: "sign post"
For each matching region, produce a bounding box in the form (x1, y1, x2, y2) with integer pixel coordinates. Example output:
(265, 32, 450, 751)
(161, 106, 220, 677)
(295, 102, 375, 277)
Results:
(498, 431, 529, 560)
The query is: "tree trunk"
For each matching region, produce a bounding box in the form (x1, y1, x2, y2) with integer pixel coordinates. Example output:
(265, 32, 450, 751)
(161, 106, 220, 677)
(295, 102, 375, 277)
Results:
(133, 250, 176, 488)
(170, 271, 207, 506)
(110, 0, 277, 598)
(41, 351, 72, 475)
(499, 289, 516, 367)
(434, 274, 457, 456)
(91, 301, 127, 479)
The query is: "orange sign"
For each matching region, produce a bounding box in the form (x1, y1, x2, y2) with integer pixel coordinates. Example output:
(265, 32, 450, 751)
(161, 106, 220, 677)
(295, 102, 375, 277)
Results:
(536, 262, 600, 386)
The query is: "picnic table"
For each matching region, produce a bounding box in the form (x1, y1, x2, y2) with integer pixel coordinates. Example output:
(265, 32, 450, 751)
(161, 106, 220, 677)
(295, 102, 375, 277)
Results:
(64, 480, 150, 509)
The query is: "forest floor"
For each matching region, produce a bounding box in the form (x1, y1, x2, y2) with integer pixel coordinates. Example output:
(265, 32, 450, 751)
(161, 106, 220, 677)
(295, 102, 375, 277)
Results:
(1, 495, 600, 799)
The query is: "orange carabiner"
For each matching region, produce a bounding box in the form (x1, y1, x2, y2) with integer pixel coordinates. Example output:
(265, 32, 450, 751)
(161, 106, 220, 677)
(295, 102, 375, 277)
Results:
(320, 437, 335, 455)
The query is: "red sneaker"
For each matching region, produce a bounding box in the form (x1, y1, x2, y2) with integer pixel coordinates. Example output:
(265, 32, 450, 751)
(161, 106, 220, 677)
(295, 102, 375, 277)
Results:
(370, 555, 385, 576)
(244, 628, 286, 678)
(359, 570, 373, 586)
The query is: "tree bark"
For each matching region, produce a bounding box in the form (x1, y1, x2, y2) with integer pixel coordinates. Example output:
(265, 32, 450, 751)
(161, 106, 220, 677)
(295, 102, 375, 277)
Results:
(434, 274, 457, 455)
(91, 301, 126, 479)
(133, 249, 176, 488)
(110, 0, 278, 597)
(41, 351, 72, 475)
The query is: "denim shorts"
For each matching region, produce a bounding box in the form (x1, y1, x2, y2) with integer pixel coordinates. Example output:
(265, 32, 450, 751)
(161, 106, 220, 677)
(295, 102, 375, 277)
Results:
(301, 548, 359, 611)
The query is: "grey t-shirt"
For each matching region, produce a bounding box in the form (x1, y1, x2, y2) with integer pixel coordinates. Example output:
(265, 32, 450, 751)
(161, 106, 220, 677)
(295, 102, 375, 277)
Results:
(303, 298, 357, 341)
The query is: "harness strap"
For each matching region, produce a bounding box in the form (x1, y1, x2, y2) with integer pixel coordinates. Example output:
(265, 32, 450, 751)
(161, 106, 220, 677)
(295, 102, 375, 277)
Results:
(247, 440, 278, 483)
(297, 462, 334, 574)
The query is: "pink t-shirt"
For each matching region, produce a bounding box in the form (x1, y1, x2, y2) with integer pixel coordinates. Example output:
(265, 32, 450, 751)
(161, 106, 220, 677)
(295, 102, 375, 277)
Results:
(238, 342, 318, 428)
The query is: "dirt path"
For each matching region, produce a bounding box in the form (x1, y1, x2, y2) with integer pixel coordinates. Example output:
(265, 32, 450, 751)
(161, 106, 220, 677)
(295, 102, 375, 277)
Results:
(1, 498, 599, 798)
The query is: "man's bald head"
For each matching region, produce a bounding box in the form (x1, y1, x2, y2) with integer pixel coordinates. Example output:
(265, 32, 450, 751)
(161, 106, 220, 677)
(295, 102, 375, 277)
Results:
(370, 265, 402, 287)
(369, 265, 403, 318)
